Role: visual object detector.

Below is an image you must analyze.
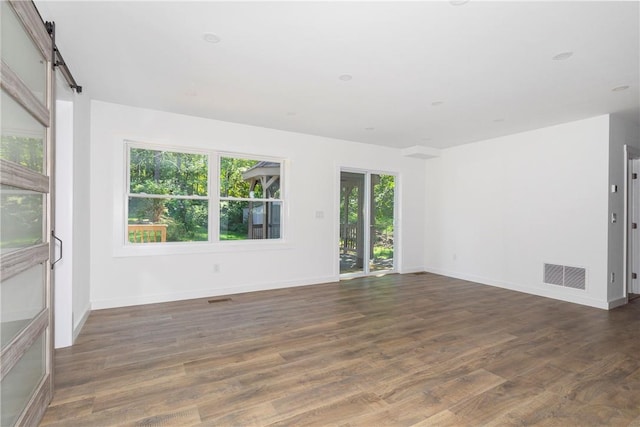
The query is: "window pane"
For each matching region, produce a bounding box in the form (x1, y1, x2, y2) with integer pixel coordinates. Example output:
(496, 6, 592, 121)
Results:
(0, 91, 45, 173)
(339, 172, 365, 274)
(370, 174, 395, 272)
(0, 1, 47, 104)
(129, 148, 207, 196)
(0, 185, 44, 253)
(128, 197, 208, 243)
(220, 200, 281, 240)
(0, 263, 45, 348)
(0, 331, 45, 427)
(220, 157, 281, 199)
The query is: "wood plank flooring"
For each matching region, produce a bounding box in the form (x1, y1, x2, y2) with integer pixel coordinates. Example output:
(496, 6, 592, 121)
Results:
(40, 273, 640, 426)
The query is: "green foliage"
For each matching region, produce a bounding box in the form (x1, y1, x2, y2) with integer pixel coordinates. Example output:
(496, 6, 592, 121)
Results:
(373, 174, 395, 233)
(0, 136, 45, 249)
(130, 148, 208, 196)
(0, 192, 42, 249)
(219, 229, 248, 240)
(219, 200, 248, 236)
(340, 174, 394, 231)
(1, 135, 44, 173)
(340, 184, 360, 225)
(373, 246, 393, 259)
(165, 199, 208, 241)
(128, 148, 209, 241)
(219, 157, 258, 198)
(128, 198, 209, 242)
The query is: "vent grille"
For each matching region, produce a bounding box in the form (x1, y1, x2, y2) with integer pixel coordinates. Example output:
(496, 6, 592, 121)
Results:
(208, 297, 232, 304)
(544, 264, 564, 286)
(564, 267, 586, 289)
(544, 264, 586, 290)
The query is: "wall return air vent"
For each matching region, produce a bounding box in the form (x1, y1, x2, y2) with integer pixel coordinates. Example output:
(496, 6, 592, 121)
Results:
(543, 263, 586, 290)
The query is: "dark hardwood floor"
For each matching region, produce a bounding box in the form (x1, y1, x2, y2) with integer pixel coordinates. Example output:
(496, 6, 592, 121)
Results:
(41, 273, 640, 426)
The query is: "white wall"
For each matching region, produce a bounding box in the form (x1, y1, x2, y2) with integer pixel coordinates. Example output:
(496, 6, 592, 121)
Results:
(89, 101, 425, 309)
(54, 99, 74, 348)
(424, 116, 611, 309)
(608, 114, 640, 304)
(53, 85, 91, 348)
(72, 93, 91, 336)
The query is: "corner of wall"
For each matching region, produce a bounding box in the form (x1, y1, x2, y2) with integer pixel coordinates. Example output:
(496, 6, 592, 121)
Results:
(72, 92, 92, 337)
(607, 113, 639, 302)
(72, 304, 91, 343)
(424, 116, 611, 309)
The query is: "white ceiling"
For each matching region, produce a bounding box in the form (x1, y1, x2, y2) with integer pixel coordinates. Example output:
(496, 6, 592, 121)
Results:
(37, 1, 640, 149)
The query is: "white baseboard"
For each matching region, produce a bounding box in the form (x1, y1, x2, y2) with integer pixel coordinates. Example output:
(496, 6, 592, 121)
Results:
(423, 266, 610, 310)
(91, 275, 339, 310)
(73, 305, 91, 342)
(90, 268, 617, 312)
(399, 266, 426, 274)
(607, 296, 627, 309)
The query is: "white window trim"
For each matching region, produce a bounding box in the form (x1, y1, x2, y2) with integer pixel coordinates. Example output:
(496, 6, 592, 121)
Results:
(113, 139, 290, 257)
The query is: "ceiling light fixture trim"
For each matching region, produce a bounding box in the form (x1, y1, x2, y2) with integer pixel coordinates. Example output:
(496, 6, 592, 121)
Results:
(611, 85, 630, 92)
(552, 51, 573, 61)
(203, 33, 221, 43)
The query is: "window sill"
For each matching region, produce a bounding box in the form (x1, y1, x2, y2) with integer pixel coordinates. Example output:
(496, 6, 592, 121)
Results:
(113, 239, 293, 258)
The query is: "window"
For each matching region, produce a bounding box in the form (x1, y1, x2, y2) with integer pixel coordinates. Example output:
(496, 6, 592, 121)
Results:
(125, 143, 283, 245)
(219, 157, 282, 240)
(127, 146, 209, 243)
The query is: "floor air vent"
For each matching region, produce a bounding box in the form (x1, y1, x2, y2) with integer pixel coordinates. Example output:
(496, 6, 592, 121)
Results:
(544, 264, 586, 290)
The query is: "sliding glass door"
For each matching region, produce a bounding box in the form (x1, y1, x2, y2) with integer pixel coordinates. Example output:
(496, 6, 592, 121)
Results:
(369, 174, 395, 272)
(340, 172, 365, 275)
(1, 1, 55, 425)
(339, 170, 396, 277)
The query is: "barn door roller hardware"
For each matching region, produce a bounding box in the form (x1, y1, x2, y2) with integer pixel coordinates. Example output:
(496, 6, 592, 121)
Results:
(45, 21, 82, 94)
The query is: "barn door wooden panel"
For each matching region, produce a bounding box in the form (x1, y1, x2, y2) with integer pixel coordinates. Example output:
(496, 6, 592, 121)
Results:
(1, 0, 55, 425)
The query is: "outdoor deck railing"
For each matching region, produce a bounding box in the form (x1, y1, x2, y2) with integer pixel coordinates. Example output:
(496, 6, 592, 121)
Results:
(250, 224, 280, 239)
(340, 223, 357, 252)
(128, 224, 168, 243)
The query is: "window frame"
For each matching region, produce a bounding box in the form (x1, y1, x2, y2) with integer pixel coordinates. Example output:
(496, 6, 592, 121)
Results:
(125, 142, 212, 245)
(120, 140, 287, 254)
(218, 154, 284, 241)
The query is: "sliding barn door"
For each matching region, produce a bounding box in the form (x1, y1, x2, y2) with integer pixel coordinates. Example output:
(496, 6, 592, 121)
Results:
(0, 0, 55, 425)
